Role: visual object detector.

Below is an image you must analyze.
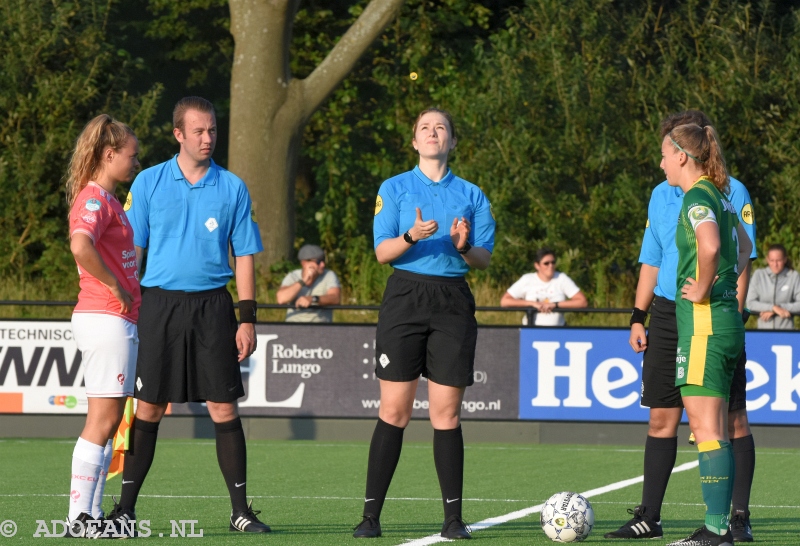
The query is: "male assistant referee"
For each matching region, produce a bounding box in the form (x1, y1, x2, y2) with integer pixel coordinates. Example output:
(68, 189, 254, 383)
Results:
(107, 96, 269, 533)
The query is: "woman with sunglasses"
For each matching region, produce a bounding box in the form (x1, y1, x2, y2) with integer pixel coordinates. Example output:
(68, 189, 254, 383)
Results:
(501, 248, 588, 326)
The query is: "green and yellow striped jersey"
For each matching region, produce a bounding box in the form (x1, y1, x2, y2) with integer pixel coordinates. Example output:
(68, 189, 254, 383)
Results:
(675, 177, 743, 336)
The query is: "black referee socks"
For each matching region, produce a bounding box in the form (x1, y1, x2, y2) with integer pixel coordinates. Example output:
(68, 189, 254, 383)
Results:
(119, 418, 160, 511)
(641, 435, 678, 521)
(434, 425, 464, 520)
(363, 418, 405, 518)
(214, 417, 248, 512)
(731, 434, 756, 516)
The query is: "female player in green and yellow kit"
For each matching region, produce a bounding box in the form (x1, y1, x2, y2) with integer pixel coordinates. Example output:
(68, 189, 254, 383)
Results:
(660, 123, 752, 546)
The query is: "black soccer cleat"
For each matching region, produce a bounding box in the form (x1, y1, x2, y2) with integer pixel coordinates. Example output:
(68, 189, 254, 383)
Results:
(441, 515, 472, 540)
(666, 526, 733, 546)
(729, 512, 753, 543)
(230, 500, 271, 533)
(603, 505, 663, 539)
(353, 515, 381, 538)
(66, 512, 101, 538)
(104, 498, 137, 538)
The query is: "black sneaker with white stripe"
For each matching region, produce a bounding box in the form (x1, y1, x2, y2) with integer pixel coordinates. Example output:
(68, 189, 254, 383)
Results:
(666, 526, 732, 546)
(230, 501, 271, 533)
(104, 498, 137, 538)
(604, 505, 663, 539)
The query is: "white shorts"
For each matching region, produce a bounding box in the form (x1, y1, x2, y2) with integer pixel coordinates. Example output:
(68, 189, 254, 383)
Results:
(71, 313, 138, 397)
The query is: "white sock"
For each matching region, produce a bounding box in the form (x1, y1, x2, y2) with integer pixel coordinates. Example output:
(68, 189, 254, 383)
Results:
(91, 440, 113, 518)
(69, 437, 105, 521)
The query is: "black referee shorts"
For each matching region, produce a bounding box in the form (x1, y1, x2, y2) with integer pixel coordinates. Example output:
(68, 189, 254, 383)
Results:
(641, 295, 747, 412)
(134, 286, 244, 404)
(375, 269, 477, 387)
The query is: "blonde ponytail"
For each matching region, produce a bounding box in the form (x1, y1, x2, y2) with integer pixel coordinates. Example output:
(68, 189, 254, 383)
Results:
(668, 123, 729, 194)
(65, 114, 134, 208)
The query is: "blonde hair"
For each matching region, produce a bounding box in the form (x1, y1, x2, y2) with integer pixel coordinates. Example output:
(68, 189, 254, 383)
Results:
(65, 114, 135, 208)
(667, 123, 729, 194)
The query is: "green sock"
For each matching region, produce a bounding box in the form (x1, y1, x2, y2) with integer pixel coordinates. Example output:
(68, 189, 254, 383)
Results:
(697, 440, 734, 534)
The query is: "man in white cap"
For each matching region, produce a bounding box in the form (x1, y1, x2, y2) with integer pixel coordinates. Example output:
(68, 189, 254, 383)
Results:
(276, 244, 341, 322)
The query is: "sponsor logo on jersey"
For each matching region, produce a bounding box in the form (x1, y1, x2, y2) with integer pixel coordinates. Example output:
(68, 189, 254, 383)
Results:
(374, 195, 383, 216)
(81, 213, 97, 224)
(720, 198, 737, 215)
(123, 192, 132, 211)
(84, 198, 101, 212)
(379, 353, 390, 367)
(740, 203, 754, 225)
(205, 217, 218, 232)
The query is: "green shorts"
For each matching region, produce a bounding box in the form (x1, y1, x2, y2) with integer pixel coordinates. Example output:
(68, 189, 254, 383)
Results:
(675, 331, 744, 397)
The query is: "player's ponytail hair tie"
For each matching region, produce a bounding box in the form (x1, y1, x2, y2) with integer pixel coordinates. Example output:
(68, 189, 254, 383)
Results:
(668, 133, 705, 164)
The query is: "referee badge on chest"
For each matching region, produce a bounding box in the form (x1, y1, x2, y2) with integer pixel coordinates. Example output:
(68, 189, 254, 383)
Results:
(205, 217, 219, 232)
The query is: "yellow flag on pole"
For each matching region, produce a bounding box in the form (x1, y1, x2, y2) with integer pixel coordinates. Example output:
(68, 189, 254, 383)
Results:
(107, 397, 134, 480)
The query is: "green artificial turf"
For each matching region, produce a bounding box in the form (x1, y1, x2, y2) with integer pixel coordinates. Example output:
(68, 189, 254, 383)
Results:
(0, 438, 797, 544)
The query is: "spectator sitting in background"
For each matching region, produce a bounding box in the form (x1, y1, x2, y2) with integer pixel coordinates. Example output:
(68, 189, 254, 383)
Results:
(500, 247, 588, 326)
(276, 244, 341, 322)
(746, 243, 800, 329)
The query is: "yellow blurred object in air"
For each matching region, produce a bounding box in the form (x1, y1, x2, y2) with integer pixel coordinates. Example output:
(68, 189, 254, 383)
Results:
(410, 72, 418, 80)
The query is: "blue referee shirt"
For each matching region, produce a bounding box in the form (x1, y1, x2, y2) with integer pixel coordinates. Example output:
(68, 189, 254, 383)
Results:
(126, 155, 263, 291)
(373, 166, 496, 277)
(639, 177, 757, 300)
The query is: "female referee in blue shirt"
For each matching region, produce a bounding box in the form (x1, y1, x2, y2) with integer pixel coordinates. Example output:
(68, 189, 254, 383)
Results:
(353, 108, 495, 540)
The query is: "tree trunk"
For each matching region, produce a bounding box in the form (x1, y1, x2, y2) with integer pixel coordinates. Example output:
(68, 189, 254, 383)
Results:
(228, 0, 405, 271)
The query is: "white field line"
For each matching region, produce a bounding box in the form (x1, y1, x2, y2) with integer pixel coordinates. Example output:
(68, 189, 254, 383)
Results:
(0, 490, 796, 513)
(401, 460, 700, 545)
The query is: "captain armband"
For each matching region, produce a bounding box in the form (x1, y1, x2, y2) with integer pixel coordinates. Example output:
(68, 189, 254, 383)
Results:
(238, 299, 258, 324)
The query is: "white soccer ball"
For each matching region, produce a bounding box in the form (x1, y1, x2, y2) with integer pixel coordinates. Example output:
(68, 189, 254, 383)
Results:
(540, 491, 594, 542)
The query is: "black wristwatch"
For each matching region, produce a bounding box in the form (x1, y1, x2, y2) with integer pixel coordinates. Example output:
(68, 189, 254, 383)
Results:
(311, 295, 320, 306)
(456, 241, 472, 255)
(403, 231, 417, 245)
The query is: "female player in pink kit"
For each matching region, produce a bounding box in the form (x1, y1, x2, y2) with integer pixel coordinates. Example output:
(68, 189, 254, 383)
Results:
(64, 114, 141, 537)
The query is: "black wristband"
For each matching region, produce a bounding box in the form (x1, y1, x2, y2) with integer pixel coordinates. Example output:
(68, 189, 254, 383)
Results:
(630, 307, 647, 326)
(456, 241, 472, 255)
(238, 299, 258, 323)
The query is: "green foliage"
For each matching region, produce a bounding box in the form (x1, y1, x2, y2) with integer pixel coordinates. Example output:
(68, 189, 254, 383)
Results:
(0, 0, 161, 288)
(297, 0, 800, 307)
(6, 0, 800, 311)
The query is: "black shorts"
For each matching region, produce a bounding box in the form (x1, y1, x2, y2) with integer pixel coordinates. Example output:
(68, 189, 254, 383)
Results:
(641, 296, 746, 411)
(134, 286, 244, 404)
(375, 269, 477, 387)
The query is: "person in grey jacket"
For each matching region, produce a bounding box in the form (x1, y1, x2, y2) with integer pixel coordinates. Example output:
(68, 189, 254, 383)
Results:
(746, 244, 800, 329)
